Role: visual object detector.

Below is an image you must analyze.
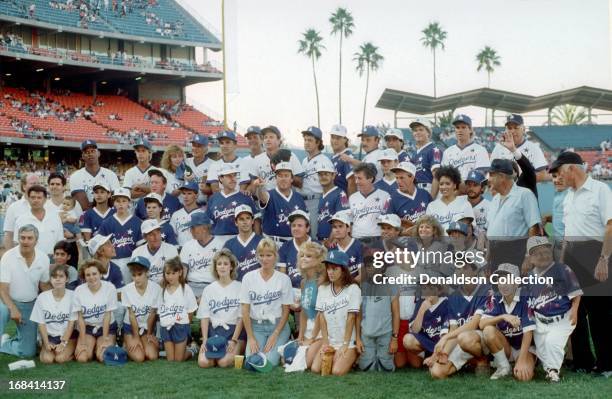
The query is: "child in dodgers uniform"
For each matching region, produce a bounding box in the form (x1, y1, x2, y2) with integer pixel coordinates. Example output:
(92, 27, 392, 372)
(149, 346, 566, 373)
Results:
(80, 182, 114, 241)
(223, 205, 263, 281)
(327, 210, 363, 281)
(316, 161, 349, 241)
(131, 219, 179, 284)
(170, 182, 203, 247)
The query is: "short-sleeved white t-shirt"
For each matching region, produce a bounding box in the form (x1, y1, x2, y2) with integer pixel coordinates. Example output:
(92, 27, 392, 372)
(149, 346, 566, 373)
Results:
(315, 283, 361, 346)
(30, 290, 78, 337)
(157, 284, 198, 327)
(73, 280, 118, 328)
(240, 269, 293, 322)
(121, 281, 162, 329)
(197, 280, 242, 327)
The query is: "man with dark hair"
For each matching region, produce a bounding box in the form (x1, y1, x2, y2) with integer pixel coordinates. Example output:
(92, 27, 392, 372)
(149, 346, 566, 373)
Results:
(349, 163, 390, 239)
(3, 173, 40, 251)
(14, 186, 63, 256)
(123, 138, 155, 200)
(46, 172, 67, 213)
(134, 169, 181, 222)
(329, 124, 356, 196)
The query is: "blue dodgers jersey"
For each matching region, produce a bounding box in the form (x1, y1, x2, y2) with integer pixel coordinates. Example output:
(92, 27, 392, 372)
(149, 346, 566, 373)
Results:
(98, 215, 142, 259)
(134, 194, 181, 222)
(410, 142, 442, 185)
(387, 188, 432, 224)
(397, 150, 410, 163)
(332, 149, 354, 193)
(527, 263, 582, 317)
(206, 191, 257, 236)
(317, 187, 349, 240)
(78, 261, 123, 289)
(412, 297, 449, 342)
(278, 239, 317, 288)
(447, 284, 493, 326)
(331, 239, 363, 278)
(374, 179, 398, 195)
(160, 221, 178, 246)
(482, 294, 535, 350)
(223, 234, 263, 281)
(80, 207, 115, 235)
(261, 188, 307, 238)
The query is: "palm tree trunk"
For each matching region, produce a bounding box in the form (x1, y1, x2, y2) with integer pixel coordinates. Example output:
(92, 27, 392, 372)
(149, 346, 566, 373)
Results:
(312, 56, 321, 127)
(361, 65, 370, 131)
(339, 33, 343, 125)
(485, 71, 491, 127)
(433, 48, 437, 125)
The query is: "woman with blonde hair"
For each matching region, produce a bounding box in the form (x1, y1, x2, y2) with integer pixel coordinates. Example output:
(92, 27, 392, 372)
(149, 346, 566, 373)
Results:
(160, 144, 185, 196)
(411, 215, 453, 277)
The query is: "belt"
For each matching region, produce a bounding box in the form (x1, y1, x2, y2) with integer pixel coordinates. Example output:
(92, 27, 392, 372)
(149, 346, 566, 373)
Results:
(302, 194, 320, 201)
(536, 312, 565, 325)
(265, 235, 291, 244)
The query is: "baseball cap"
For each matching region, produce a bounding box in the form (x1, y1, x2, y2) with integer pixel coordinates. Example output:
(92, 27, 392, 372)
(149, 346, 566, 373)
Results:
(246, 126, 262, 137)
(288, 209, 309, 224)
(316, 159, 336, 173)
(359, 125, 380, 138)
(87, 234, 112, 255)
(505, 114, 524, 126)
(217, 130, 237, 142)
(179, 181, 199, 193)
(234, 204, 253, 219)
(261, 125, 282, 138)
(191, 134, 209, 146)
(446, 221, 469, 236)
(189, 212, 211, 227)
(143, 192, 163, 206)
(384, 128, 404, 141)
(329, 210, 352, 226)
(391, 161, 417, 176)
(302, 126, 323, 140)
(133, 138, 152, 150)
(274, 161, 293, 174)
(493, 263, 520, 279)
(489, 159, 514, 175)
(409, 117, 433, 132)
(452, 114, 472, 128)
(92, 182, 111, 193)
(548, 151, 584, 173)
(379, 148, 399, 162)
(111, 188, 131, 200)
(465, 169, 487, 184)
(141, 219, 162, 235)
(80, 139, 97, 151)
(283, 341, 299, 365)
(205, 336, 228, 359)
(127, 255, 151, 270)
(103, 345, 128, 366)
(217, 163, 240, 177)
(526, 236, 552, 254)
(378, 214, 401, 229)
(324, 250, 349, 268)
(147, 168, 166, 182)
(330, 124, 348, 137)
(246, 352, 273, 373)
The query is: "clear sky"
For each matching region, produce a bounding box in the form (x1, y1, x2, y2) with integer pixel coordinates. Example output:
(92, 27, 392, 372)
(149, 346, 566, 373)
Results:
(183, 0, 611, 145)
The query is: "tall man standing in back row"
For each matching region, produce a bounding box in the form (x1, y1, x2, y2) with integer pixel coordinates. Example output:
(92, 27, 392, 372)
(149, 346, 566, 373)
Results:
(441, 115, 490, 184)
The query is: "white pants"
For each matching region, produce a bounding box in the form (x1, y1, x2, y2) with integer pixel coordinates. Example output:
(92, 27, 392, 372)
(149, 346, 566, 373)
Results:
(533, 312, 575, 371)
(304, 196, 321, 240)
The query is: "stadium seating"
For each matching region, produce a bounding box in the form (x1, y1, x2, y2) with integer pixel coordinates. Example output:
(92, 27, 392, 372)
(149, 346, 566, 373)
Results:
(529, 125, 611, 151)
(576, 150, 612, 169)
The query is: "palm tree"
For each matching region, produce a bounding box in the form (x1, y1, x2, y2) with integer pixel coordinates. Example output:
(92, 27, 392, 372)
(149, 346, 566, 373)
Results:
(354, 42, 383, 130)
(476, 46, 501, 126)
(437, 111, 454, 129)
(421, 22, 447, 124)
(551, 105, 588, 125)
(298, 29, 325, 127)
(330, 7, 354, 125)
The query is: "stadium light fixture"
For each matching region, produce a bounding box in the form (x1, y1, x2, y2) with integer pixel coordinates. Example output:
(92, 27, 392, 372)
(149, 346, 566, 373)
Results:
(101, 81, 107, 85)
(54, 77, 61, 81)
(36, 68, 44, 72)
(135, 77, 142, 81)
(5, 73, 11, 76)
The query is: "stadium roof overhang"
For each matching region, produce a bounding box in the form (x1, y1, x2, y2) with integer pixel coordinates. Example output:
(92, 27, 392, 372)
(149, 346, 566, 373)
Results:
(376, 86, 612, 114)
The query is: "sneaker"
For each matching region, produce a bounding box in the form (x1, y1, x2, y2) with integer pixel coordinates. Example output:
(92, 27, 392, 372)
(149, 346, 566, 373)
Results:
(1, 333, 10, 347)
(490, 366, 512, 380)
(546, 369, 560, 383)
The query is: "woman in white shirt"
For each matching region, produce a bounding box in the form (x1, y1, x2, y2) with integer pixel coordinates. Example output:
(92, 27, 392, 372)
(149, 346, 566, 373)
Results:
(426, 166, 474, 231)
(240, 238, 293, 367)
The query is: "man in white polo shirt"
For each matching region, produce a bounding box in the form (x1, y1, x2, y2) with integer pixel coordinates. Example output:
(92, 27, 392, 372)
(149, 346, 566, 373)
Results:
(349, 163, 390, 239)
(0, 224, 50, 357)
(2, 172, 40, 251)
(441, 114, 490, 181)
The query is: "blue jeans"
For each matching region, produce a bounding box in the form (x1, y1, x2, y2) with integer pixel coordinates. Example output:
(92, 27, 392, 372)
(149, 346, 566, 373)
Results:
(0, 300, 37, 358)
(247, 318, 290, 366)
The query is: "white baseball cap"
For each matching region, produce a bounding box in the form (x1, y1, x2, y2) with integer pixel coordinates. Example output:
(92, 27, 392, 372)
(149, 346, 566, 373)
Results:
(377, 214, 401, 229)
(274, 161, 293, 173)
(217, 163, 240, 177)
(409, 117, 433, 132)
(392, 161, 417, 176)
(143, 192, 163, 206)
(112, 187, 131, 200)
(92, 182, 111, 193)
(329, 210, 352, 226)
(87, 234, 112, 256)
(379, 148, 399, 162)
(494, 263, 520, 278)
(141, 219, 162, 235)
(288, 209, 310, 224)
(316, 158, 336, 173)
(384, 128, 404, 141)
(526, 236, 552, 254)
(234, 204, 253, 219)
(330, 124, 348, 137)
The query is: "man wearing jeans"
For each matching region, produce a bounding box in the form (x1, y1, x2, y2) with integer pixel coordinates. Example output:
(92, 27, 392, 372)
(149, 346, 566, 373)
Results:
(0, 224, 51, 357)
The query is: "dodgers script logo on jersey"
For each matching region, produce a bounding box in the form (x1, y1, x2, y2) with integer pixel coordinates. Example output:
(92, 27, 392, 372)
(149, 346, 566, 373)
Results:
(82, 304, 108, 321)
(249, 290, 283, 306)
(159, 303, 185, 321)
(208, 297, 241, 314)
(129, 304, 152, 320)
(43, 310, 71, 325)
(321, 296, 350, 315)
(352, 195, 390, 221)
(186, 254, 213, 273)
(527, 263, 582, 317)
(448, 285, 493, 326)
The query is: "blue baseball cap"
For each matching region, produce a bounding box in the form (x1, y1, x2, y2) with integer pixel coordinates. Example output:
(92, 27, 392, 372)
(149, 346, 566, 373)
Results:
(80, 139, 97, 151)
(324, 250, 349, 268)
(505, 114, 524, 126)
(452, 114, 472, 128)
(358, 125, 380, 138)
(283, 340, 299, 365)
(133, 138, 152, 150)
(103, 345, 128, 366)
(127, 256, 151, 270)
(261, 125, 282, 138)
(245, 126, 262, 136)
(217, 130, 237, 142)
(489, 159, 514, 175)
(189, 212, 212, 227)
(179, 181, 199, 192)
(246, 352, 273, 373)
(465, 169, 487, 184)
(302, 126, 323, 140)
(205, 335, 228, 359)
(446, 221, 469, 236)
(191, 134, 209, 146)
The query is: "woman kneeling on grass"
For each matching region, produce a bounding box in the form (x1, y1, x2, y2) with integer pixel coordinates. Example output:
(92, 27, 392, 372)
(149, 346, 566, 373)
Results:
(30, 265, 78, 364)
(73, 259, 118, 363)
(197, 249, 246, 368)
(158, 256, 198, 362)
(311, 250, 361, 376)
(121, 256, 162, 362)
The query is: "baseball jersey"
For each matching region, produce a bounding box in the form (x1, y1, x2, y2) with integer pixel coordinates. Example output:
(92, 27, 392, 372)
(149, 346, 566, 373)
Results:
(121, 281, 162, 329)
(123, 165, 155, 189)
(479, 293, 535, 350)
(223, 233, 263, 281)
(80, 207, 115, 235)
(162, 168, 182, 194)
(527, 262, 583, 318)
(30, 290, 77, 337)
(490, 139, 548, 172)
(317, 187, 349, 241)
(333, 239, 363, 278)
(349, 189, 391, 238)
(471, 197, 491, 234)
(374, 178, 398, 195)
(426, 195, 475, 231)
(240, 269, 293, 321)
(387, 188, 432, 225)
(184, 156, 215, 185)
(397, 150, 410, 163)
(411, 297, 449, 341)
(261, 188, 307, 238)
(411, 142, 442, 185)
(361, 148, 384, 182)
(447, 284, 493, 327)
(205, 190, 258, 236)
(69, 167, 120, 203)
(134, 193, 181, 222)
(72, 280, 118, 328)
(99, 261, 124, 289)
(97, 214, 142, 259)
(206, 156, 251, 187)
(441, 142, 490, 180)
(170, 207, 203, 247)
(278, 238, 312, 288)
(315, 283, 361, 346)
(180, 236, 225, 284)
(159, 220, 178, 246)
(196, 280, 242, 326)
(301, 153, 333, 196)
(332, 149, 354, 193)
(157, 284, 198, 327)
(131, 242, 179, 284)
(14, 211, 64, 255)
(248, 151, 305, 191)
